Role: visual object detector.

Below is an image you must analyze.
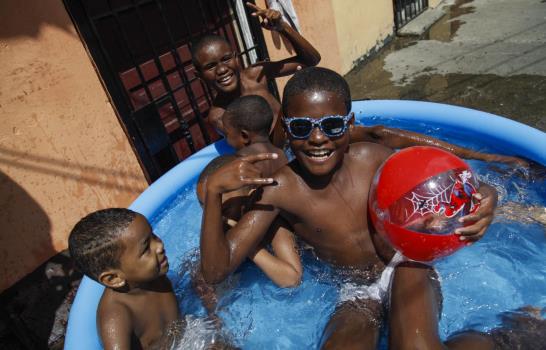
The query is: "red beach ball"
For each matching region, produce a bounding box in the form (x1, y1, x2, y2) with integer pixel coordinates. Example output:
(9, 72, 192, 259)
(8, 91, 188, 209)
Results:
(369, 146, 481, 262)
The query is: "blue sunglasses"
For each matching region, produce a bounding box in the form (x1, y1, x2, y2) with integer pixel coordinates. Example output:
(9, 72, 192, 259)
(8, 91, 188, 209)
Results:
(283, 114, 352, 139)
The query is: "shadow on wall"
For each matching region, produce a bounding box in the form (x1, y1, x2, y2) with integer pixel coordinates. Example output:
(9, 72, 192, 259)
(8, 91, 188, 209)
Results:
(0, 170, 72, 349)
(0, 146, 145, 193)
(0, 0, 76, 39)
(0, 170, 52, 290)
(0, 170, 82, 349)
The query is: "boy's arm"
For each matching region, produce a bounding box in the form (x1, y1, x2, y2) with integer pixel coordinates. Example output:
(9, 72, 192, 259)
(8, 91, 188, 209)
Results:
(192, 267, 219, 316)
(99, 304, 133, 350)
(249, 221, 302, 288)
(350, 125, 529, 167)
(246, 3, 320, 78)
(455, 182, 498, 243)
(200, 153, 280, 284)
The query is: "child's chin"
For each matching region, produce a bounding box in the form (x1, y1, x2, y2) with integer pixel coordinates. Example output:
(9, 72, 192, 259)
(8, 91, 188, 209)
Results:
(216, 82, 238, 93)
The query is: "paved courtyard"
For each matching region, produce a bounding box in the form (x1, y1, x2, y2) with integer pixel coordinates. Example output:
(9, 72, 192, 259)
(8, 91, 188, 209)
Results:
(346, 0, 546, 131)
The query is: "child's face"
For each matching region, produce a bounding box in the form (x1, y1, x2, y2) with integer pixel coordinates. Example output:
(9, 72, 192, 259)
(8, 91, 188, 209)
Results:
(195, 40, 241, 94)
(118, 214, 169, 284)
(284, 91, 351, 177)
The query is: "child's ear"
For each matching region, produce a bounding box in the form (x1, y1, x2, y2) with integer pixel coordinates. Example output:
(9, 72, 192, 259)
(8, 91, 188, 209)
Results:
(241, 129, 251, 146)
(99, 270, 126, 289)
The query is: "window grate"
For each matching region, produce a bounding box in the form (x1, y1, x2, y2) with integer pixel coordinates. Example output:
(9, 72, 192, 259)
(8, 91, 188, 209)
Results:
(393, 0, 429, 30)
(63, 0, 277, 181)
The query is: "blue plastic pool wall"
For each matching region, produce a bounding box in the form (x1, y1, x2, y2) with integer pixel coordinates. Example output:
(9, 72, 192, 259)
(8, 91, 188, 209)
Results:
(64, 100, 546, 350)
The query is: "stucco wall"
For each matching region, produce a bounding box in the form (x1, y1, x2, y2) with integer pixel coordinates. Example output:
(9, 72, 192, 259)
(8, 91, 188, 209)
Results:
(0, 0, 148, 291)
(256, 0, 342, 93)
(257, 0, 394, 93)
(331, 0, 394, 74)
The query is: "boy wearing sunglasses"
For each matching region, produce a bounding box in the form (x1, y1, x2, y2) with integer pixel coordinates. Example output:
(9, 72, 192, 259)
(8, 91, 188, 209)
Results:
(201, 67, 501, 349)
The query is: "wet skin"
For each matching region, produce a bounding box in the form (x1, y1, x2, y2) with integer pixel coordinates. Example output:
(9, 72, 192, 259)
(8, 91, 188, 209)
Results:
(201, 91, 397, 282)
(194, 138, 300, 318)
(201, 91, 396, 348)
(201, 89, 499, 349)
(97, 214, 178, 350)
(221, 111, 288, 178)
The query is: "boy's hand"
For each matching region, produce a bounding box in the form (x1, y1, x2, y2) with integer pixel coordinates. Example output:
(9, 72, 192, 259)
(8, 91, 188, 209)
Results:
(246, 2, 284, 31)
(454, 184, 498, 244)
(207, 153, 278, 194)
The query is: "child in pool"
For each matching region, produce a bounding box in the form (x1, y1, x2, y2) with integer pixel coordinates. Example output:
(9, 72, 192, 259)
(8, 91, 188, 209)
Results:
(196, 95, 300, 289)
(68, 208, 178, 350)
(222, 95, 287, 173)
(200, 67, 502, 349)
(196, 154, 301, 289)
(191, 3, 526, 168)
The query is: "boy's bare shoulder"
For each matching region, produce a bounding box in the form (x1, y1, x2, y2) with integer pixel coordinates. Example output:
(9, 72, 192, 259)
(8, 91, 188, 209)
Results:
(97, 290, 134, 345)
(268, 161, 303, 196)
(348, 141, 394, 168)
(98, 289, 132, 322)
(349, 142, 394, 172)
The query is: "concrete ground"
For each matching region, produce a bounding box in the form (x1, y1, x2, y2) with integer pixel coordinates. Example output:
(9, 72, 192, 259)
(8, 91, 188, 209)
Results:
(346, 0, 546, 132)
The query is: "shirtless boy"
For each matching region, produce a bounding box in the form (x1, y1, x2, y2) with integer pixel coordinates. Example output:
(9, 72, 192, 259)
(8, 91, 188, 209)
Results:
(69, 209, 178, 350)
(222, 94, 287, 174)
(200, 67, 501, 349)
(192, 2, 320, 143)
(191, 4, 526, 167)
(197, 95, 300, 289)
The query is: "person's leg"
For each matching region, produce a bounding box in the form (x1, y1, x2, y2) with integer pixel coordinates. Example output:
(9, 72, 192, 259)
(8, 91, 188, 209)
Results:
(389, 261, 445, 350)
(389, 262, 495, 350)
(320, 299, 383, 350)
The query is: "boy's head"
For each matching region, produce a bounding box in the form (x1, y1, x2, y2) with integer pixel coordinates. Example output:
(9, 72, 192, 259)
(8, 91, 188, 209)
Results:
(69, 208, 168, 289)
(191, 35, 241, 94)
(281, 67, 354, 177)
(222, 95, 273, 150)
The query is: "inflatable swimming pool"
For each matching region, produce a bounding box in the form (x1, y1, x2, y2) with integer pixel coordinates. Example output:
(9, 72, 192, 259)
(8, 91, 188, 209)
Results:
(64, 100, 546, 349)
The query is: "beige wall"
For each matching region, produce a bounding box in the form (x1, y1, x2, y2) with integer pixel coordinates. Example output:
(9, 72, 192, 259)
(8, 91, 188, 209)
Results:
(257, 0, 394, 93)
(0, 0, 148, 291)
(331, 0, 394, 74)
(429, 0, 444, 8)
(257, 0, 343, 93)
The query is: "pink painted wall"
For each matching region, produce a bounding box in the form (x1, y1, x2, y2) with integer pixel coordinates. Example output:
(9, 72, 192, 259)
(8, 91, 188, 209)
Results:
(0, 0, 148, 291)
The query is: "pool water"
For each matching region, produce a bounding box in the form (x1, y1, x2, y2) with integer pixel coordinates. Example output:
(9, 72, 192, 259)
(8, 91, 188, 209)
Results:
(152, 118, 545, 349)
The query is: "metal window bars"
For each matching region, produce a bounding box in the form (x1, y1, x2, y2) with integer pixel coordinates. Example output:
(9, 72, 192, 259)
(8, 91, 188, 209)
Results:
(393, 0, 429, 30)
(63, 0, 276, 181)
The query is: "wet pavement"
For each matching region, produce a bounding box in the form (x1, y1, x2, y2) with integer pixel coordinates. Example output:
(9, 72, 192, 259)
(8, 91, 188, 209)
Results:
(346, 0, 546, 132)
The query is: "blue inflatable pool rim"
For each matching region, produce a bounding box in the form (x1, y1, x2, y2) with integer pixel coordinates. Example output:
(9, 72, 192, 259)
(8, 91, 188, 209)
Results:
(64, 100, 546, 350)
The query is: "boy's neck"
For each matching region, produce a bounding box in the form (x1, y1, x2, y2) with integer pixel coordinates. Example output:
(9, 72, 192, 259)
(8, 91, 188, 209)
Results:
(118, 276, 167, 295)
(249, 134, 271, 145)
